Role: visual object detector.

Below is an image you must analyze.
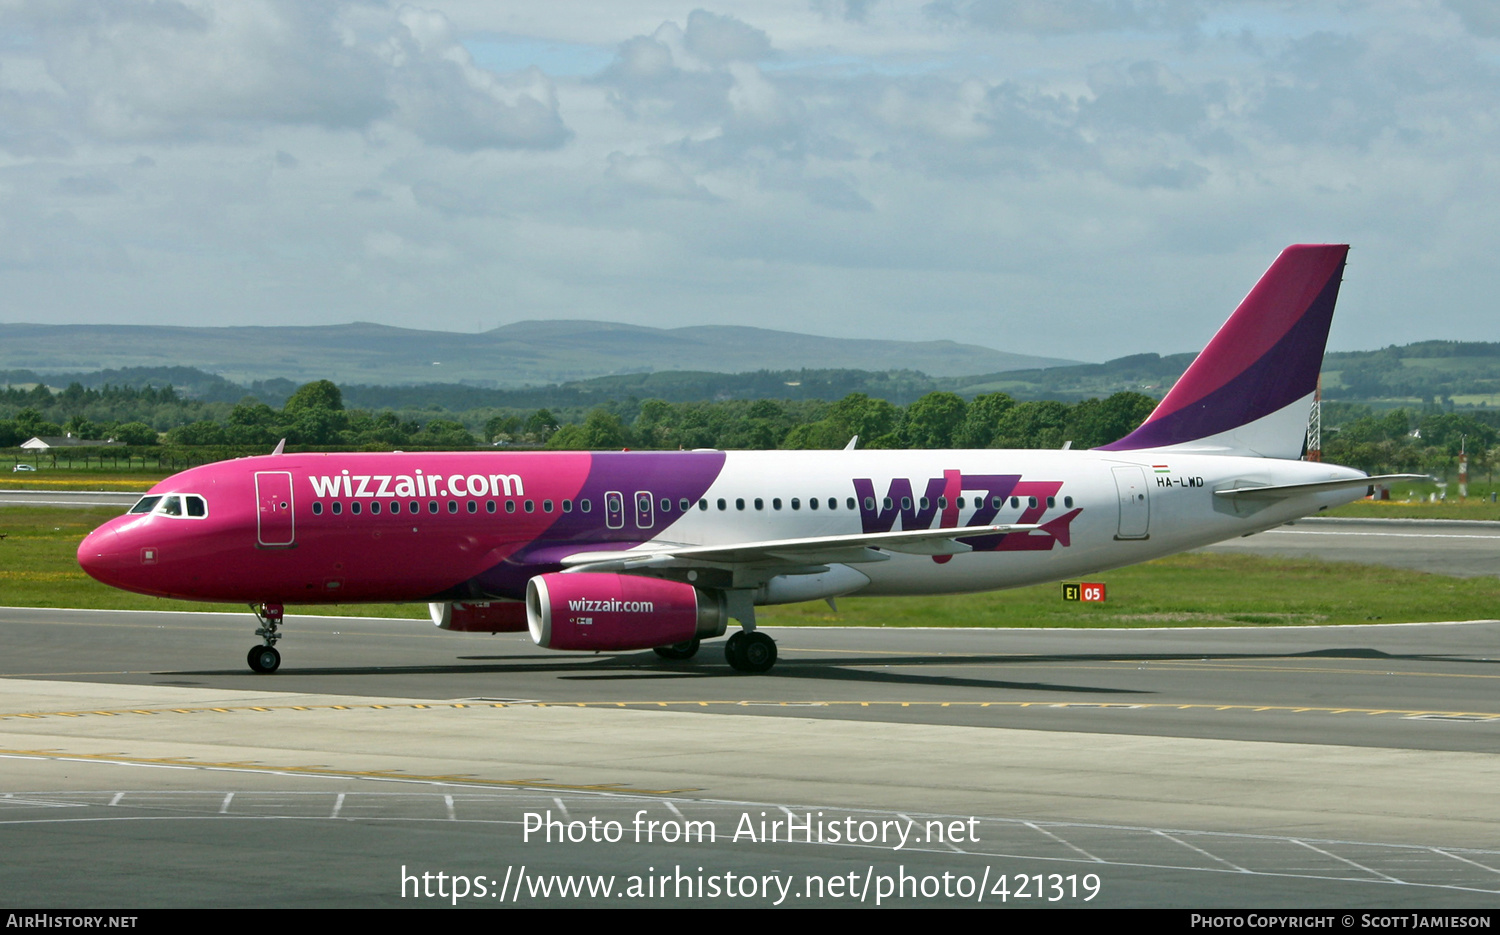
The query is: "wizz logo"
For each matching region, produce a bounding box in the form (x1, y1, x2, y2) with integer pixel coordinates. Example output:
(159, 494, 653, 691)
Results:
(853, 470, 1082, 559)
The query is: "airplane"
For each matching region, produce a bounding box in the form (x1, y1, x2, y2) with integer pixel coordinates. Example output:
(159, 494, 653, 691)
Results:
(78, 244, 1418, 675)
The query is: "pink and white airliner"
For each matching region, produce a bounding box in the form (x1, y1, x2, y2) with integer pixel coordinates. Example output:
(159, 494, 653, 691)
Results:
(78, 245, 1413, 674)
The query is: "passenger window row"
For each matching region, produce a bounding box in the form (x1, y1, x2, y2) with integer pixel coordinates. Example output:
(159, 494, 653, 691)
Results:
(868, 495, 1074, 511)
(308, 493, 1074, 517)
(690, 495, 1074, 511)
(693, 496, 858, 512)
(311, 498, 592, 517)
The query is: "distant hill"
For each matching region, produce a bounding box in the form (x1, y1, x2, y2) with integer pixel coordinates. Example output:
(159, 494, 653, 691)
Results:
(9, 334, 1500, 413)
(942, 352, 1199, 402)
(0, 320, 1078, 388)
(948, 342, 1500, 407)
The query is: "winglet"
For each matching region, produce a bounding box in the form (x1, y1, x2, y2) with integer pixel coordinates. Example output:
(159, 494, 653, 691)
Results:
(1098, 244, 1348, 458)
(271, 438, 286, 456)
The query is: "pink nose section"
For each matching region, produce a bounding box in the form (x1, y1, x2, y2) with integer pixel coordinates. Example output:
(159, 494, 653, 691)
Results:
(77, 527, 123, 585)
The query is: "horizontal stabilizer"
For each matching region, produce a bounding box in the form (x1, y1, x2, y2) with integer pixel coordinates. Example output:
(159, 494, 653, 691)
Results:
(1213, 474, 1427, 501)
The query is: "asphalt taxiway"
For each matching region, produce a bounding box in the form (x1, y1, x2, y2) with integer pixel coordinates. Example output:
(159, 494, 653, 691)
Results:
(1201, 516, 1500, 577)
(5, 494, 1499, 906)
(1, 607, 1497, 908)
(0, 489, 140, 508)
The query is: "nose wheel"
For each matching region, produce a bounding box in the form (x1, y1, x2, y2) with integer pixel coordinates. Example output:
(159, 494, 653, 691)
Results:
(247, 644, 281, 673)
(247, 602, 284, 674)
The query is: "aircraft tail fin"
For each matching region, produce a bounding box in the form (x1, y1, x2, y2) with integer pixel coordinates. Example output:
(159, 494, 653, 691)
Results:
(1098, 243, 1348, 459)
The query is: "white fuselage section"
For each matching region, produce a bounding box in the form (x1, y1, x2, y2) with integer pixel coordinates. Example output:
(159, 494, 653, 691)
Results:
(640, 450, 1366, 598)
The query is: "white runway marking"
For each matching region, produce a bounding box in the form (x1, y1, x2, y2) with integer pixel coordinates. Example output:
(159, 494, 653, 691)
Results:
(1264, 530, 1500, 540)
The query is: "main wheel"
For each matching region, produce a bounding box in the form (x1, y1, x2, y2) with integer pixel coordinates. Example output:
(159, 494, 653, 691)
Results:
(247, 645, 281, 674)
(724, 631, 746, 669)
(725, 631, 776, 674)
(653, 638, 700, 660)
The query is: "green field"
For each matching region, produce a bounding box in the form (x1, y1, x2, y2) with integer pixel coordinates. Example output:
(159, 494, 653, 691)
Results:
(2, 506, 427, 619)
(1, 469, 162, 492)
(8, 505, 1496, 629)
(759, 552, 1500, 628)
(1327, 498, 1500, 521)
(1325, 477, 1500, 520)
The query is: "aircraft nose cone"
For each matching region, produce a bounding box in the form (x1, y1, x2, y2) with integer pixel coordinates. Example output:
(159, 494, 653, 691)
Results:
(77, 526, 125, 585)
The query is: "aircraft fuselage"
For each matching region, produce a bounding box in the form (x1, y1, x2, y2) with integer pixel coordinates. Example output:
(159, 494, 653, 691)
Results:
(78, 448, 1368, 606)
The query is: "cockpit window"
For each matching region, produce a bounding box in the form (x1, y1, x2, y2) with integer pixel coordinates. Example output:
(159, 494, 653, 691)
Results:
(132, 493, 208, 519)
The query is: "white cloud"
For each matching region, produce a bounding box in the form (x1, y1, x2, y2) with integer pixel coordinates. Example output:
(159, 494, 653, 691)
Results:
(2, 0, 1500, 363)
(383, 7, 569, 150)
(925, 0, 1201, 35)
(29, 0, 389, 140)
(604, 151, 719, 201)
(1444, 0, 1500, 38)
(1, 0, 568, 150)
(683, 9, 773, 63)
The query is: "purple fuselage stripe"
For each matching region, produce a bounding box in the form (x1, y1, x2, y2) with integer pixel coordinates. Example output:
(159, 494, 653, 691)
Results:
(472, 451, 726, 597)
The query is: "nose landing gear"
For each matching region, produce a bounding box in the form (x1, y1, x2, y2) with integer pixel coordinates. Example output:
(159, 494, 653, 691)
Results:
(247, 602, 283, 673)
(247, 644, 281, 674)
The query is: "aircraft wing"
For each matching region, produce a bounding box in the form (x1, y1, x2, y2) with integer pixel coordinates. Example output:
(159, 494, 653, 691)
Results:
(557, 524, 1039, 573)
(1212, 473, 1428, 501)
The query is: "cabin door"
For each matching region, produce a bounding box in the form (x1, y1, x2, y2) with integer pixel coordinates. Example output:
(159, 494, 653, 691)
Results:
(255, 471, 296, 548)
(1111, 465, 1150, 540)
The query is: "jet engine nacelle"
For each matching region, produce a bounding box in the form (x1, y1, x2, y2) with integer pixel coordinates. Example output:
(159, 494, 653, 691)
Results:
(526, 572, 727, 651)
(429, 600, 529, 632)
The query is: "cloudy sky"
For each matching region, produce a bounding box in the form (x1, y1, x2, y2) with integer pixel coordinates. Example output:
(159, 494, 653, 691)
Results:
(1, 0, 1497, 362)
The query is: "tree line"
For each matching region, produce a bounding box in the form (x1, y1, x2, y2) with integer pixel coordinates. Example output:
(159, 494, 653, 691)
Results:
(2, 377, 1160, 453)
(7, 374, 1499, 480)
(1321, 405, 1499, 479)
(532, 392, 1158, 452)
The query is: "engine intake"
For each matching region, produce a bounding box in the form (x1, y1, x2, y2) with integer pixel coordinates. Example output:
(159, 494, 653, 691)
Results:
(526, 573, 727, 651)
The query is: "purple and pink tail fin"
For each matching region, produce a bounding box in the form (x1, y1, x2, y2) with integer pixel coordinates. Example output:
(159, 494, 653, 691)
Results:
(1098, 244, 1348, 459)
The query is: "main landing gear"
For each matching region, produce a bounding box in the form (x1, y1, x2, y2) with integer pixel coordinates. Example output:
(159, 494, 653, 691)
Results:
(724, 630, 776, 674)
(247, 602, 283, 674)
(652, 638, 700, 660)
(650, 632, 777, 673)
